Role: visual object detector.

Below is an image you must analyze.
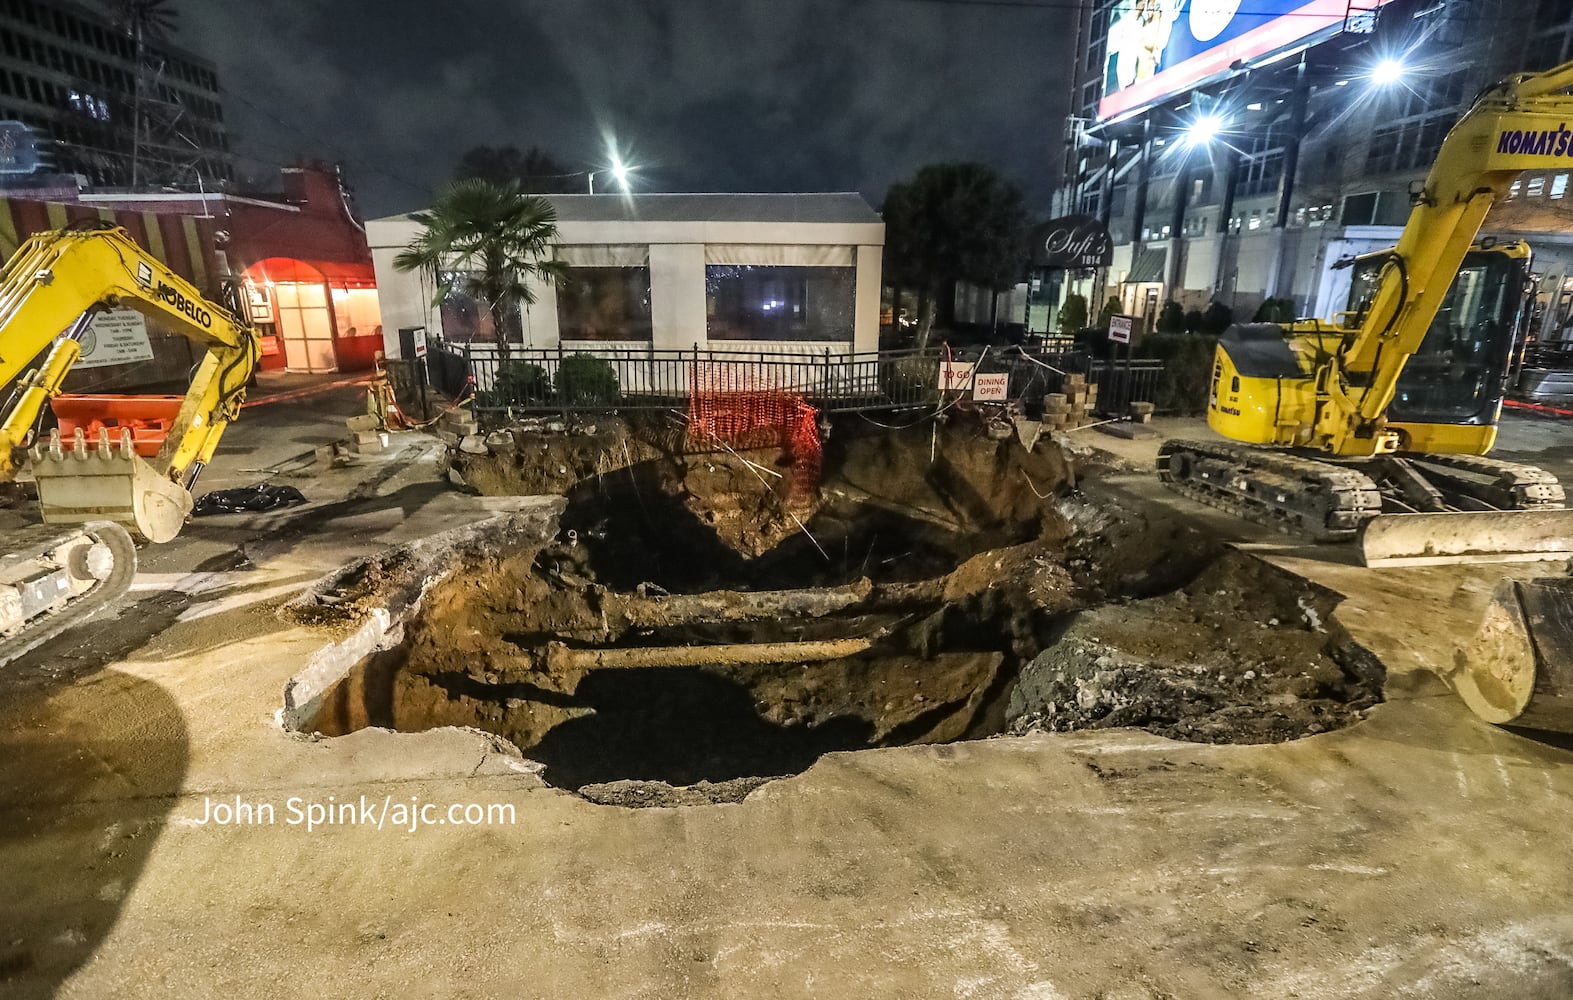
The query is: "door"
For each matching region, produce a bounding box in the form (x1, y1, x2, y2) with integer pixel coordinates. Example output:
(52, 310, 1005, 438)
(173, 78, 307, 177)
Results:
(274, 282, 338, 373)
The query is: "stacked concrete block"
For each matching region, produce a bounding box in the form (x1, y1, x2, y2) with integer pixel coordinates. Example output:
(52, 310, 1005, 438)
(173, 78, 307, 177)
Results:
(343, 413, 390, 455)
(1129, 401, 1156, 425)
(1041, 375, 1100, 432)
(439, 409, 478, 439)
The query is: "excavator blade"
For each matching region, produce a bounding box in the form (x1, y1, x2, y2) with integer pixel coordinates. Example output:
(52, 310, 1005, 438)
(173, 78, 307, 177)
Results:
(29, 426, 192, 543)
(1447, 577, 1573, 734)
(1359, 510, 1573, 568)
(1, 520, 137, 666)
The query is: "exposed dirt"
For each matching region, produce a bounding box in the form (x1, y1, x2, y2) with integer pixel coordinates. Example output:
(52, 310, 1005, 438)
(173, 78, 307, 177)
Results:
(1007, 551, 1383, 742)
(301, 416, 1384, 806)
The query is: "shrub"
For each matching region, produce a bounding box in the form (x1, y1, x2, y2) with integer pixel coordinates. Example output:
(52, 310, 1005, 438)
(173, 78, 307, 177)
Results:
(1156, 300, 1186, 333)
(1138, 332, 1217, 415)
(1098, 295, 1123, 328)
(555, 353, 621, 407)
(493, 360, 551, 405)
(1253, 297, 1297, 324)
(1184, 308, 1205, 334)
(1057, 292, 1088, 333)
(1201, 300, 1235, 334)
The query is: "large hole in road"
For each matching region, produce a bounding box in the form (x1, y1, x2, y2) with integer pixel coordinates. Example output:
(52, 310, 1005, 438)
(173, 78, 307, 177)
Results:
(299, 420, 1384, 807)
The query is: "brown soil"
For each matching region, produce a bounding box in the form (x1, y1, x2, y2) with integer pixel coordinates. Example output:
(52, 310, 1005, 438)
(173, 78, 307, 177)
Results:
(1006, 551, 1383, 742)
(301, 414, 1384, 806)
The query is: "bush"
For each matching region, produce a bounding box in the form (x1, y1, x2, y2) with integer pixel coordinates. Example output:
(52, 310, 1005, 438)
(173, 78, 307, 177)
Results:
(554, 353, 621, 407)
(1253, 297, 1297, 324)
(1097, 295, 1123, 329)
(1156, 300, 1186, 333)
(1184, 308, 1205, 334)
(493, 360, 551, 405)
(1201, 300, 1235, 335)
(1138, 332, 1218, 415)
(1057, 292, 1088, 333)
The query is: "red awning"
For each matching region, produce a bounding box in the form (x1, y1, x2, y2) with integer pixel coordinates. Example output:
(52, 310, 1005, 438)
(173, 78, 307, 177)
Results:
(245, 256, 376, 287)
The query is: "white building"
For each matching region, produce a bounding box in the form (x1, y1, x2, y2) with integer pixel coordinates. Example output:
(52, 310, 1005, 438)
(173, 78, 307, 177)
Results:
(368, 192, 885, 364)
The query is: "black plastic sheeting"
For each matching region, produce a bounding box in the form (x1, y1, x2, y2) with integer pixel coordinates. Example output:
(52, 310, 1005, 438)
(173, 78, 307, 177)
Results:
(193, 484, 308, 517)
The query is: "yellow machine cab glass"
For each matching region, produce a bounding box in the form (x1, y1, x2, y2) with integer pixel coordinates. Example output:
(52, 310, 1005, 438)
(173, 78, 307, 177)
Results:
(1346, 250, 1527, 425)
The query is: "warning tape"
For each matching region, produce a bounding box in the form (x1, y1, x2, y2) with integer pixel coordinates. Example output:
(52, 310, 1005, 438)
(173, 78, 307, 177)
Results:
(1504, 398, 1573, 419)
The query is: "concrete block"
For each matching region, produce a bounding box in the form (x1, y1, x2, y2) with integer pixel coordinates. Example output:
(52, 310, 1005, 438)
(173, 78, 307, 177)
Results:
(1129, 401, 1156, 418)
(349, 431, 385, 455)
(459, 434, 489, 455)
(345, 414, 381, 433)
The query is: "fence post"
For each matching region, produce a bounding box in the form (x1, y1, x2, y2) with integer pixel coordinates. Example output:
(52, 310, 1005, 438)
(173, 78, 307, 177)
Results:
(557, 341, 567, 424)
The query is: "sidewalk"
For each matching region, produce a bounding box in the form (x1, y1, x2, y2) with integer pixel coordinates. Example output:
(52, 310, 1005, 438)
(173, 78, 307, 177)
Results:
(245, 369, 375, 408)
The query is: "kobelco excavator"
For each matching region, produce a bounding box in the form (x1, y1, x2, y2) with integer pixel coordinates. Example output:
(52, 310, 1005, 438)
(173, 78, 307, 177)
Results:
(1159, 59, 1573, 567)
(1158, 59, 1573, 733)
(0, 224, 259, 663)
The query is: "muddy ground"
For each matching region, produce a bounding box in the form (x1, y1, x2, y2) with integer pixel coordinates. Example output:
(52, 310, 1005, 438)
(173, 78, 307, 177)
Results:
(298, 414, 1383, 805)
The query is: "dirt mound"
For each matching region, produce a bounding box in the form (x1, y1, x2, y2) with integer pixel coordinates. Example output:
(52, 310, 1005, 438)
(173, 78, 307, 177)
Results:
(1006, 551, 1384, 742)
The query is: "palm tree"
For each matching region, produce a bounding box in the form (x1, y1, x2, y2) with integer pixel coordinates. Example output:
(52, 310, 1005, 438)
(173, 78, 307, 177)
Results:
(394, 179, 568, 363)
(106, 0, 178, 187)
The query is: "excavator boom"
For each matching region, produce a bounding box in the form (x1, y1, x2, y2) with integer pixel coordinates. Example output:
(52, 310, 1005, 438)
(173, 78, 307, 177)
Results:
(1, 224, 259, 662)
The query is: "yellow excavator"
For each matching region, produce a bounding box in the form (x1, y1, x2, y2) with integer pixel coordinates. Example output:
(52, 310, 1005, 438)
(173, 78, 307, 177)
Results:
(1159, 59, 1573, 732)
(0, 224, 259, 663)
(1159, 59, 1573, 568)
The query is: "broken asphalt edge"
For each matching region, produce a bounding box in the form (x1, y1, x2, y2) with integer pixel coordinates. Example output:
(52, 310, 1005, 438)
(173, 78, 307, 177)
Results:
(278, 494, 566, 731)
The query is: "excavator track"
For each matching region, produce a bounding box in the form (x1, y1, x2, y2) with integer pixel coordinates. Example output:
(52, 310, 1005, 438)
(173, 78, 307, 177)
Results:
(1399, 453, 1567, 511)
(1157, 439, 1383, 542)
(0, 521, 136, 666)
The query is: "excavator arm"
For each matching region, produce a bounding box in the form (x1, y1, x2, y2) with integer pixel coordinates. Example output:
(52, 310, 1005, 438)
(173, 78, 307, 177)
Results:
(0, 224, 259, 541)
(1, 224, 259, 664)
(1322, 59, 1573, 455)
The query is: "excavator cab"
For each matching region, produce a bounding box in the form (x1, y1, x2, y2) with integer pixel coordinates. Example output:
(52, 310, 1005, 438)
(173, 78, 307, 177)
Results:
(1345, 243, 1531, 447)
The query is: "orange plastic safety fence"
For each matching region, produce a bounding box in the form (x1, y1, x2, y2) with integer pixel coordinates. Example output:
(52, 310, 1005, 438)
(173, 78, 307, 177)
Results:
(687, 361, 822, 502)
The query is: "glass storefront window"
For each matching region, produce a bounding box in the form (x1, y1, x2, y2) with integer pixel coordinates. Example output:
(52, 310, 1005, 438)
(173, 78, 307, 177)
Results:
(557, 266, 653, 342)
(437, 272, 517, 345)
(705, 265, 855, 342)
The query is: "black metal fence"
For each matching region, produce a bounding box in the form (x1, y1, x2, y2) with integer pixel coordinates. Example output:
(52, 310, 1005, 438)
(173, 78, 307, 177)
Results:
(425, 340, 1164, 419)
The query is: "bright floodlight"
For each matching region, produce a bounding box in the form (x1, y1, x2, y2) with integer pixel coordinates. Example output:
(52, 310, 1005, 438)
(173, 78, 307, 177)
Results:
(1185, 114, 1224, 147)
(1371, 58, 1406, 85)
(610, 155, 630, 192)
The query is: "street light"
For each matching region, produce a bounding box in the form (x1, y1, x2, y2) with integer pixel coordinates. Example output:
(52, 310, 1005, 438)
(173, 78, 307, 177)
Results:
(1183, 113, 1225, 148)
(587, 155, 633, 194)
(1370, 57, 1406, 86)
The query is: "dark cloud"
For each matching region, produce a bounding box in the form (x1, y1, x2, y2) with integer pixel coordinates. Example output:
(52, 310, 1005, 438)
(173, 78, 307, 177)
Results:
(178, 0, 1076, 217)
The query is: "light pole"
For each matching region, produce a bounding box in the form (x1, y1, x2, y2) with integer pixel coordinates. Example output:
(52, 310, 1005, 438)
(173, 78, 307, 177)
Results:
(587, 155, 632, 194)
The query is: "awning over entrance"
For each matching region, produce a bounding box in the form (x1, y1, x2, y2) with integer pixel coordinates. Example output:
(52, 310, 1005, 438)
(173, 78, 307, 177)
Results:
(1124, 246, 1167, 284)
(245, 256, 376, 287)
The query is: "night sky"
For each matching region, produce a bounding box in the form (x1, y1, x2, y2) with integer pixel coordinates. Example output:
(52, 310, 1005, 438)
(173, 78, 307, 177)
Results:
(177, 0, 1077, 218)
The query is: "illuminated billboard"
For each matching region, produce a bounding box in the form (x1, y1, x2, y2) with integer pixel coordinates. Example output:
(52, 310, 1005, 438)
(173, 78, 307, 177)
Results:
(1098, 0, 1402, 122)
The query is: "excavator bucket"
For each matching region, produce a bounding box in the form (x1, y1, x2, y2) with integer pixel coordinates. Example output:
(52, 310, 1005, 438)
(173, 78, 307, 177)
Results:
(1359, 510, 1573, 568)
(30, 426, 192, 543)
(1448, 576, 1573, 734)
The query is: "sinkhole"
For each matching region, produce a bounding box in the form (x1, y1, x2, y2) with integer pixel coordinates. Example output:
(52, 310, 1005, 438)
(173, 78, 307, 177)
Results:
(294, 423, 1384, 807)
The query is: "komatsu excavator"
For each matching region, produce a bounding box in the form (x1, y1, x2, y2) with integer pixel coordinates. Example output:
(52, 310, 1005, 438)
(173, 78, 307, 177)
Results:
(0, 224, 259, 663)
(1158, 60, 1573, 733)
(1159, 59, 1573, 568)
